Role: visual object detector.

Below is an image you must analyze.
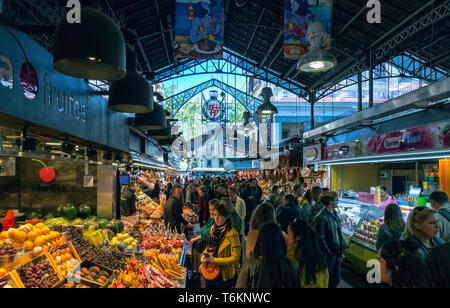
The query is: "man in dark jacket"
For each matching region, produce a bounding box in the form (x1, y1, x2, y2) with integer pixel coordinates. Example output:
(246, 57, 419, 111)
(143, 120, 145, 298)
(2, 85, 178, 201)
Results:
(120, 182, 138, 217)
(276, 194, 301, 233)
(242, 179, 262, 235)
(164, 187, 192, 234)
(312, 191, 343, 288)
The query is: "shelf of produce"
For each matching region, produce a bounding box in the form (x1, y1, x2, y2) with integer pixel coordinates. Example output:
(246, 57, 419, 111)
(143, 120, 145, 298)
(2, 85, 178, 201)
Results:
(48, 242, 82, 280)
(14, 253, 61, 288)
(0, 270, 24, 288)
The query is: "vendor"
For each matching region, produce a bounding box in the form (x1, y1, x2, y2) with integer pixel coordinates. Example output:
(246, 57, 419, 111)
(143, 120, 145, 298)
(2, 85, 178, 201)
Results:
(121, 182, 138, 217)
(379, 185, 398, 211)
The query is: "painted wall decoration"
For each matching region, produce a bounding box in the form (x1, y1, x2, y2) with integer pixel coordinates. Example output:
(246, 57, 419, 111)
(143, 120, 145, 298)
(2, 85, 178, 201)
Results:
(325, 121, 450, 160)
(175, 0, 225, 59)
(284, 0, 333, 59)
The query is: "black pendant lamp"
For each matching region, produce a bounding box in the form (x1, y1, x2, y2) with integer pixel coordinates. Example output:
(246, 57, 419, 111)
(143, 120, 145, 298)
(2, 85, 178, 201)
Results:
(53, 0, 126, 81)
(134, 104, 167, 130)
(108, 49, 154, 114)
(148, 121, 172, 140)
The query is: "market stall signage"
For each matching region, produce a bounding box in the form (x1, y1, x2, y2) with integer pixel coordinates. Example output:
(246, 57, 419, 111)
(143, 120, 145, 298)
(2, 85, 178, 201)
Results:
(303, 144, 323, 165)
(32, 159, 56, 183)
(0, 25, 130, 152)
(325, 121, 450, 160)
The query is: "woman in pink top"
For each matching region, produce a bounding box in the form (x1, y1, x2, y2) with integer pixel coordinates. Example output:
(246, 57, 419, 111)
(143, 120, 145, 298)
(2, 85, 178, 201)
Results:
(379, 185, 398, 211)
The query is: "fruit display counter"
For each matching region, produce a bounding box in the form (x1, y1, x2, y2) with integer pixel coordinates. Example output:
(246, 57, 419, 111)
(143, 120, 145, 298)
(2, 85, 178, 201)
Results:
(338, 198, 413, 274)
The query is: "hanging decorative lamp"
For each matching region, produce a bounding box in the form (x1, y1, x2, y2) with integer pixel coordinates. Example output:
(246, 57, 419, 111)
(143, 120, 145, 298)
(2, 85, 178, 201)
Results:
(256, 87, 278, 115)
(297, 22, 336, 73)
(134, 104, 168, 130)
(148, 121, 172, 140)
(108, 49, 154, 113)
(53, 0, 126, 81)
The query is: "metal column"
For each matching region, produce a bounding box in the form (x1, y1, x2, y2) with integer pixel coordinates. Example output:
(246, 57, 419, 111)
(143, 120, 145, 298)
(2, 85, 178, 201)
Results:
(310, 91, 316, 129)
(369, 50, 374, 108)
(358, 72, 363, 111)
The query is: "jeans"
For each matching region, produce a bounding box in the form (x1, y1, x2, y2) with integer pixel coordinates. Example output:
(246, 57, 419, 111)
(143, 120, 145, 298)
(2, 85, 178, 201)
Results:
(327, 257, 342, 288)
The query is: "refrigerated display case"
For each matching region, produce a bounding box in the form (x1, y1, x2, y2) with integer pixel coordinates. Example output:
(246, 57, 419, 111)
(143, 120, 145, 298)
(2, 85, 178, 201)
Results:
(337, 197, 414, 274)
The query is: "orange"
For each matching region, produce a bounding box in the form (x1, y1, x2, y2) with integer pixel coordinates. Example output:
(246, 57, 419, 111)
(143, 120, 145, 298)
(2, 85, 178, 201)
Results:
(24, 241, 34, 251)
(8, 229, 17, 240)
(15, 231, 27, 243)
(0, 231, 8, 241)
(34, 237, 44, 248)
(64, 253, 72, 261)
(41, 227, 51, 235)
(27, 231, 37, 242)
(35, 223, 45, 229)
(0, 240, 3, 246)
(34, 229, 42, 236)
(25, 223, 34, 230)
(0, 268, 7, 278)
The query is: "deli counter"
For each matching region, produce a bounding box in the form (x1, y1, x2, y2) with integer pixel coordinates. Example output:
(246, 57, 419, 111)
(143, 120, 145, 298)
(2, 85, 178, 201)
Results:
(337, 196, 414, 274)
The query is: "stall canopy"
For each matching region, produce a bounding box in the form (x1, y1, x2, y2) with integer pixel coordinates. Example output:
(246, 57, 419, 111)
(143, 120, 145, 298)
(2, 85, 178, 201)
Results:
(130, 151, 168, 170)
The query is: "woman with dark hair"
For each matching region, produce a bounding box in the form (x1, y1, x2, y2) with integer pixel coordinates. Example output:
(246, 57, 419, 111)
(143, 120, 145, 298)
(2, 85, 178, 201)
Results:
(149, 181, 161, 203)
(276, 194, 301, 233)
(287, 218, 329, 288)
(378, 239, 428, 288)
(236, 222, 300, 288)
(201, 202, 241, 288)
(376, 204, 406, 250)
(424, 242, 450, 288)
(165, 182, 173, 200)
(246, 203, 276, 258)
(379, 185, 398, 211)
(197, 186, 210, 227)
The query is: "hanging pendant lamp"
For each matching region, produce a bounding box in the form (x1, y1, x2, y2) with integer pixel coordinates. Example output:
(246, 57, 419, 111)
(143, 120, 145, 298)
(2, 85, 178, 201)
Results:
(148, 121, 172, 140)
(135, 104, 168, 130)
(53, 1, 126, 81)
(256, 87, 278, 115)
(108, 50, 154, 114)
(297, 22, 336, 73)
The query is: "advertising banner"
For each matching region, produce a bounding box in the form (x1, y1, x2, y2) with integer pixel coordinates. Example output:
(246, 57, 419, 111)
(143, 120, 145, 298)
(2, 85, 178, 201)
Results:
(175, 0, 224, 59)
(325, 121, 450, 160)
(284, 0, 333, 60)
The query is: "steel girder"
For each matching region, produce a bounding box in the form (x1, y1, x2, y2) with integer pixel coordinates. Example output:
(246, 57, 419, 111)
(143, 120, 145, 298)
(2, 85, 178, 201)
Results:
(162, 78, 273, 141)
(310, 1, 450, 95)
(162, 78, 269, 122)
(154, 48, 307, 99)
(314, 51, 449, 101)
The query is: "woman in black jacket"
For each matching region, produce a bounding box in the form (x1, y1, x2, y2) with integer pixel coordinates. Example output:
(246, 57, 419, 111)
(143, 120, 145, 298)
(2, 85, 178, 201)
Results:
(276, 194, 301, 233)
(236, 222, 300, 288)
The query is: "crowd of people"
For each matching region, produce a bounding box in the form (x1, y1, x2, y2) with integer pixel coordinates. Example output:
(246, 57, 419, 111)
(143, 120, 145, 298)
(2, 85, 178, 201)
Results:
(123, 175, 450, 289)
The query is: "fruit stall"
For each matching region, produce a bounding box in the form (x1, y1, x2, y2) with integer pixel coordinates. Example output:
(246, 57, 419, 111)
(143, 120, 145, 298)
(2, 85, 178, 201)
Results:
(0, 210, 189, 288)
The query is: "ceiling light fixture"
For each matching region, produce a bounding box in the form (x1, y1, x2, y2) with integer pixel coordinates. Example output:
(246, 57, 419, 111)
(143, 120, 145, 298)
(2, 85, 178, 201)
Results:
(256, 87, 278, 115)
(297, 22, 336, 73)
(134, 104, 168, 130)
(109, 49, 153, 113)
(53, 0, 126, 81)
